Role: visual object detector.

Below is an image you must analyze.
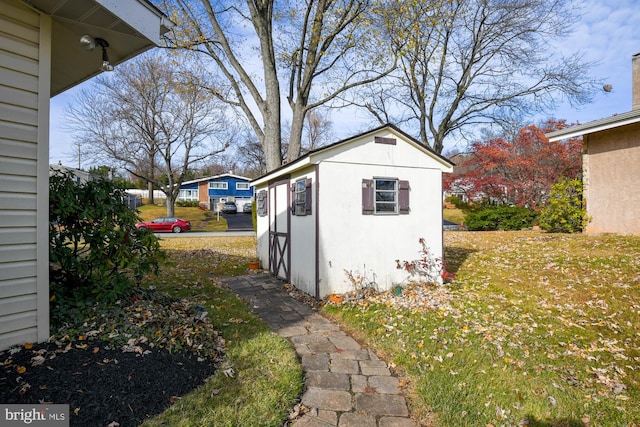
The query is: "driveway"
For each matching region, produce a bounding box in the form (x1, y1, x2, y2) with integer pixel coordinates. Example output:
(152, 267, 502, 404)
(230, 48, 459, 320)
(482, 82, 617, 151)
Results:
(220, 212, 254, 231)
(443, 219, 462, 230)
(155, 231, 255, 238)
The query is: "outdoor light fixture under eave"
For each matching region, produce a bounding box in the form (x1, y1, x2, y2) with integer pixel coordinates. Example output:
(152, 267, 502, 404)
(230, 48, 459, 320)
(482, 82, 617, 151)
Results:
(80, 34, 114, 72)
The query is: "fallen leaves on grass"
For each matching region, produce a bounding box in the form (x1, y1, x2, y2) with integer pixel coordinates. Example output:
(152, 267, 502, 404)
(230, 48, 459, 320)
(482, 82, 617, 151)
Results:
(70, 289, 226, 360)
(327, 231, 640, 426)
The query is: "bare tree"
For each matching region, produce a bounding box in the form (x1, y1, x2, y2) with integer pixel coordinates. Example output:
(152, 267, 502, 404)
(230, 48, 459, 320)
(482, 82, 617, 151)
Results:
(235, 134, 269, 177)
(279, 0, 395, 162)
(64, 52, 231, 216)
(301, 109, 334, 154)
(163, 0, 282, 171)
(163, 0, 394, 169)
(357, 0, 599, 154)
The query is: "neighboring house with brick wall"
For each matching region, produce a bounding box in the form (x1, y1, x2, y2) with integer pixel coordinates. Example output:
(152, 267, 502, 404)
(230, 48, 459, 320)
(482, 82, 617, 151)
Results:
(546, 54, 640, 236)
(178, 173, 254, 212)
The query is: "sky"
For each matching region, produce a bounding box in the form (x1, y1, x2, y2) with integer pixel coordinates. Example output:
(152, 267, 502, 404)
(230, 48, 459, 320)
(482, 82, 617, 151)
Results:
(48, 0, 640, 167)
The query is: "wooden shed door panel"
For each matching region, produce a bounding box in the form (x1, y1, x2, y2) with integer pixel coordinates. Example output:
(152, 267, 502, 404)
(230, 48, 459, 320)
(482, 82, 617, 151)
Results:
(268, 180, 290, 280)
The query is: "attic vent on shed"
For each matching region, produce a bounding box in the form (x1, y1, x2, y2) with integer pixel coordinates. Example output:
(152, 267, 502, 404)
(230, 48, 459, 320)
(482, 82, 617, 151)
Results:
(374, 136, 396, 145)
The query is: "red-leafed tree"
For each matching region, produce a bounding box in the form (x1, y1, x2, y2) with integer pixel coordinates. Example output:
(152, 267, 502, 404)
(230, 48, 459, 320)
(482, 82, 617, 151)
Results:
(445, 120, 582, 210)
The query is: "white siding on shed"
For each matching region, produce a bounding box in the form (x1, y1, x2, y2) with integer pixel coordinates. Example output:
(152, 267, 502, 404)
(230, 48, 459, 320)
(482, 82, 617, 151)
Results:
(0, 0, 50, 349)
(318, 161, 443, 295)
(252, 125, 453, 299)
(288, 167, 317, 296)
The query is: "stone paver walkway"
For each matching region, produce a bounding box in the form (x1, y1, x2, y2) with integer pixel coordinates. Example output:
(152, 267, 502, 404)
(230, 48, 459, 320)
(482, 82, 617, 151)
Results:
(221, 273, 417, 427)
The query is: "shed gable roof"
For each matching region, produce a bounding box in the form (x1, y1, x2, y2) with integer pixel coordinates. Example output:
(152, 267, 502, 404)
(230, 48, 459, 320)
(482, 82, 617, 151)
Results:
(251, 124, 454, 186)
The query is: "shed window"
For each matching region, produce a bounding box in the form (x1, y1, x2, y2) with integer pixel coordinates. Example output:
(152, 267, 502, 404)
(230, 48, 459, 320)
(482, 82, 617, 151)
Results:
(362, 178, 410, 215)
(291, 178, 312, 216)
(375, 179, 398, 213)
(257, 190, 267, 216)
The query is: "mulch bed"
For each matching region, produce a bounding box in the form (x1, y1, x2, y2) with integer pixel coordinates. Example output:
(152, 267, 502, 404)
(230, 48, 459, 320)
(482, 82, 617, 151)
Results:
(1, 339, 218, 427)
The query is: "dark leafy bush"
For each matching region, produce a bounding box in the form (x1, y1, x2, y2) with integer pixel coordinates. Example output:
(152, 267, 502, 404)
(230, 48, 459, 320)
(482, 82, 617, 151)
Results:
(465, 205, 538, 231)
(539, 178, 585, 233)
(49, 171, 162, 310)
(176, 200, 200, 207)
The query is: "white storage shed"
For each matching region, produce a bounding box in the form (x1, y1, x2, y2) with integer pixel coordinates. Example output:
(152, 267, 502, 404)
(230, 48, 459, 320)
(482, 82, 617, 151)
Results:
(251, 124, 454, 298)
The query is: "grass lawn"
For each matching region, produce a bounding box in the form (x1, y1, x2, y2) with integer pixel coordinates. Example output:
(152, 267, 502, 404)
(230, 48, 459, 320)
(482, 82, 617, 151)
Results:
(140, 236, 302, 426)
(443, 208, 466, 225)
(323, 231, 640, 426)
(45, 232, 299, 425)
(137, 205, 228, 232)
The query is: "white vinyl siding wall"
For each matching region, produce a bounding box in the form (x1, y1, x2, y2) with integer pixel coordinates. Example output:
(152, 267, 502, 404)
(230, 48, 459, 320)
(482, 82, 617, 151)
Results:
(0, 0, 50, 350)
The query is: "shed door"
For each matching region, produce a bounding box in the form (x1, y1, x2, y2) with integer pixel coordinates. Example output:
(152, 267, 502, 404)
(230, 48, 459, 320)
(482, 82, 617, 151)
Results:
(268, 180, 290, 280)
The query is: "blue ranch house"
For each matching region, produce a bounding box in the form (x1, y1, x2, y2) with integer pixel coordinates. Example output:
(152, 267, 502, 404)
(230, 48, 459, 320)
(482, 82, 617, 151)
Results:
(178, 173, 254, 211)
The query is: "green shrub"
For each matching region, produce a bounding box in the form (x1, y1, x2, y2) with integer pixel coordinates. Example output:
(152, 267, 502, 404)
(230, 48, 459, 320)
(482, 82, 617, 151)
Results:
(176, 200, 200, 207)
(539, 178, 585, 233)
(445, 195, 469, 210)
(465, 205, 537, 231)
(251, 200, 257, 232)
(49, 171, 162, 310)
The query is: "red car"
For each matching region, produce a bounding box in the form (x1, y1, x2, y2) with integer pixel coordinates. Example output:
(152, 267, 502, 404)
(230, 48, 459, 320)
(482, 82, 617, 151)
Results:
(135, 217, 191, 233)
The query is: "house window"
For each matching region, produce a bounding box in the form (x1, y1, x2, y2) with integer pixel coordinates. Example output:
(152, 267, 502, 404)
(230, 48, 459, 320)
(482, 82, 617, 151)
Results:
(362, 178, 410, 215)
(179, 189, 199, 201)
(236, 182, 250, 190)
(209, 182, 228, 190)
(291, 178, 312, 216)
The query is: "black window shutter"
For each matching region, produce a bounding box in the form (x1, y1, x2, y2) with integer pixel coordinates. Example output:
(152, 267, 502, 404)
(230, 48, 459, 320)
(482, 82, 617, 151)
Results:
(362, 179, 374, 215)
(290, 183, 296, 215)
(305, 178, 312, 215)
(399, 180, 410, 214)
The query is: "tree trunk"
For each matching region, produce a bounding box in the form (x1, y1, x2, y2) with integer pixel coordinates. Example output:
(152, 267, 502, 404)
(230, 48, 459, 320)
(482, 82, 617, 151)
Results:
(166, 194, 175, 217)
(287, 106, 306, 162)
(262, 102, 282, 171)
(148, 152, 155, 204)
(248, 0, 282, 172)
(147, 181, 154, 205)
(165, 178, 178, 218)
